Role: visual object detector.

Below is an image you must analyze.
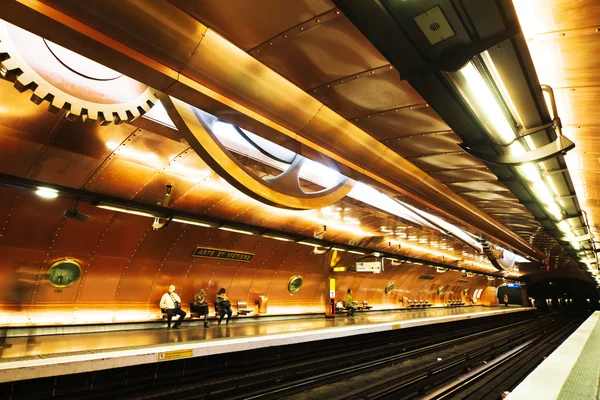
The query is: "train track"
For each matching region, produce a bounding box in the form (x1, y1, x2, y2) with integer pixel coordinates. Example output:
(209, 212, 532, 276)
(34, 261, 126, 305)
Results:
(53, 311, 581, 400)
(115, 313, 542, 400)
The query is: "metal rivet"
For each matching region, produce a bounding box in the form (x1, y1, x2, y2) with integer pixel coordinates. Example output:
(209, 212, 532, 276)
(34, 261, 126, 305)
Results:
(559, 33, 565, 37)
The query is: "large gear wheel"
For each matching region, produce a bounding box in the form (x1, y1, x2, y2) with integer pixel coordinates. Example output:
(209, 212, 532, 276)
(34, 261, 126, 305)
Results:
(0, 19, 157, 125)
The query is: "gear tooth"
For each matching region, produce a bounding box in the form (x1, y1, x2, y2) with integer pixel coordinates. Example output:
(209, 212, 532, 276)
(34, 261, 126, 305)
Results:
(33, 85, 50, 99)
(98, 111, 113, 126)
(128, 107, 141, 119)
(51, 95, 67, 111)
(139, 101, 152, 113)
(69, 104, 83, 117)
(2, 58, 20, 71)
(86, 108, 100, 122)
(15, 71, 33, 86)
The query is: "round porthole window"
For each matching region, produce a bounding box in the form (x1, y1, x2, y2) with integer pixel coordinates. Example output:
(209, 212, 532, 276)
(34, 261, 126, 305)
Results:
(47, 259, 82, 287)
(384, 282, 394, 295)
(288, 276, 303, 293)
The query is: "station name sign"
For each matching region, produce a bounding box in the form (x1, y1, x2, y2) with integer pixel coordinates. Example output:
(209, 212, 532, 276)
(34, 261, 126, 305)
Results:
(192, 247, 254, 262)
(355, 261, 382, 274)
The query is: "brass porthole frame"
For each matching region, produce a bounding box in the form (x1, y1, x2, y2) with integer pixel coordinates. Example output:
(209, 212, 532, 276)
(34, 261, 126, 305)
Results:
(288, 276, 303, 293)
(47, 258, 82, 288)
(384, 282, 394, 295)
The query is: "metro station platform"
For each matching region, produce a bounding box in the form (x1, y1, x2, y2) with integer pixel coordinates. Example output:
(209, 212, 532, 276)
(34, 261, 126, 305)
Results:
(0, 305, 532, 383)
(509, 310, 600, 400)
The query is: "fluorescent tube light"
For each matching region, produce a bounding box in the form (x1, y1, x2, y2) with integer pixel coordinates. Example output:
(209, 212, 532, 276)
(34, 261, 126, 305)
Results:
(262, 233, 294, 242)
(348, 250, 367, 255)
(96, 203, 157, 218)
(457, 60, 516, 144)
(36, 187, 59, 199)
(219, 226, 255, 235)
(172, 217, 216, 228)
(331, 246, 347, 251)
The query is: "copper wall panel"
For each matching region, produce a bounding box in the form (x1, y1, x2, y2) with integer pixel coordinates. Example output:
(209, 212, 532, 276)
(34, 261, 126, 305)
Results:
(39, 0, 206, 73)
(312, 70, 423, 119)
(355, 108, 450, 141)
(94, 213, 153, 258)
(85, 158, 157, 198)
(429, 169, 499, 183)
(171, 0, 334, 51)
(77, 255, 125, 303)
(28, 121, 139, 188)
(409, 154, 486, 172)
(254, 15, 388, 90)
(447, 181, 509, 193)
(515, 0, 600, 36)
(385, 132, 462, 159)
(115, 259, 160, 303)
(528, 36, 600, 88)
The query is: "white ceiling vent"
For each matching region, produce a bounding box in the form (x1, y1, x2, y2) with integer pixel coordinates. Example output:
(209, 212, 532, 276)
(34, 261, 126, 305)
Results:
(414, 5, 456, 45)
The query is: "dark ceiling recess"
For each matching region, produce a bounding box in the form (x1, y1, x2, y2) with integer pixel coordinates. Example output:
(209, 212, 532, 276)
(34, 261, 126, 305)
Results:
(334, 0, 596, 284)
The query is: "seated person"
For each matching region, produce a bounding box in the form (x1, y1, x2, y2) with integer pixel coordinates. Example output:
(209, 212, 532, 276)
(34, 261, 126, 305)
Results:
(159, 285, 186, 329)
(193, 289, 210, 328)
(345, 289, 357, 317)
(216, 287, 233, 325)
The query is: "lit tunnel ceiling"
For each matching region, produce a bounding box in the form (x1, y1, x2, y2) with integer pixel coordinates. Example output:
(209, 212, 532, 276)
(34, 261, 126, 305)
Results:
(0, 0, 545, 262)
(330, 0, 597, 283)
(0, 0, 592, 283)
(511, 0, 600, 285)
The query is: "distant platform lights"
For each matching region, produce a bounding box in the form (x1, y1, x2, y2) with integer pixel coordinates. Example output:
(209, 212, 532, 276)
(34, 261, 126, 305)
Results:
(447, 51, 596, 272)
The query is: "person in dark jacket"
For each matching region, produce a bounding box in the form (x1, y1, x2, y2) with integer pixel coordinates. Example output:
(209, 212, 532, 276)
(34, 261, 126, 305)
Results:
(216, 288, 233, 325)
(193, 289, 210, 328)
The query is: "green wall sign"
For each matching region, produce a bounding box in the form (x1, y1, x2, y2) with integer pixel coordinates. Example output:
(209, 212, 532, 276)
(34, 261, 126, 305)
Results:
(192, 247, 254, 262)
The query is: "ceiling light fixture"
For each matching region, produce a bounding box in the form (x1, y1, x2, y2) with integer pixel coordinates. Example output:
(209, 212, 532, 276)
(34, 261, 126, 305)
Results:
(262, 233, 294, 242)
(96, 202, 158, 218)
(35, 187, 59, 199)
(218, 226, 255, 235)
(171, 217, 216, 228)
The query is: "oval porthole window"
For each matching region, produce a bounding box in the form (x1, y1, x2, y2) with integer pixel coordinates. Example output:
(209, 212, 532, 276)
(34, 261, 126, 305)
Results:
(384, 282, 394, 295)
(288, 276, 303, 293)
(47, 259, 82, 287)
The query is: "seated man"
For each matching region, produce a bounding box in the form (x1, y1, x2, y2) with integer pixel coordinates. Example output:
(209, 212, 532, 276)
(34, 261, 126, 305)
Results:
(345, 289, 357, 317)
(193, 289, 210, 328)
(160, 285, 186, 329)
(216, 288, 233, 325)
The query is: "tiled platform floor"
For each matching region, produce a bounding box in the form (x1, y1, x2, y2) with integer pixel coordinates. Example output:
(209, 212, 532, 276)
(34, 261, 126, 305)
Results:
(509, 311, 600, 400)
(0, 305, 531, 383)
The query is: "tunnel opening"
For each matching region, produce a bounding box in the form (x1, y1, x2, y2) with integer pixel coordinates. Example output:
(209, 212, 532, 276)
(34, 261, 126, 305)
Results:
(526, 278, 599, 313)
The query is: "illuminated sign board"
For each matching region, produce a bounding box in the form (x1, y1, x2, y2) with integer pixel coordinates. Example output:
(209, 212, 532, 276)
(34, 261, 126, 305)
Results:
(192, 247, 254, 262)
(506, 283, 520, 288)
(356, 261, 382, 274)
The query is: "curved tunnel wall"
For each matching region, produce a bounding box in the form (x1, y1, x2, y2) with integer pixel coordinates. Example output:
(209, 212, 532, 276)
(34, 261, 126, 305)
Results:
(0, 187, 498, 327)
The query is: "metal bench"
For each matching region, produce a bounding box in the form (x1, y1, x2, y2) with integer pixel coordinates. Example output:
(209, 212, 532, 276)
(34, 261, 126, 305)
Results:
(362, 300, 373, 310)
(189, 302, 209, 318)
(237, 301, 253, 316)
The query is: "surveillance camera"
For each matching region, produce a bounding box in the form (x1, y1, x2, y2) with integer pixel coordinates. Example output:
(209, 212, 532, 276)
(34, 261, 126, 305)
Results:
(64, 209, 89, 222)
